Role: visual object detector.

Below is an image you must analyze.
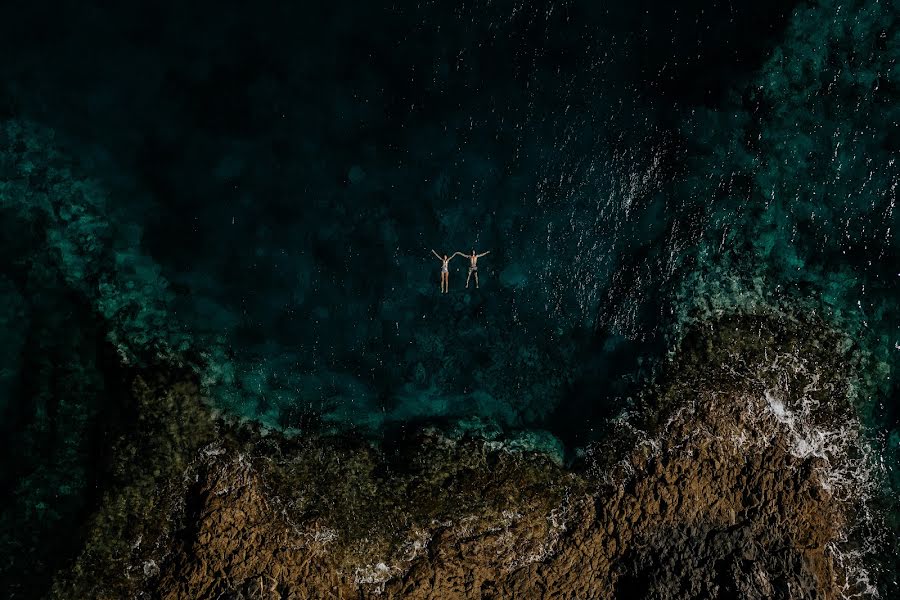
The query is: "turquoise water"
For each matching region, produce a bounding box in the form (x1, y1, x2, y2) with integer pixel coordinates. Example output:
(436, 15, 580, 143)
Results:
(0, 0, 897, 596)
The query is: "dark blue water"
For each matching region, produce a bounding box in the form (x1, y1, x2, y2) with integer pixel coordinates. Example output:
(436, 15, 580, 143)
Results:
(0, 0, 897, 596)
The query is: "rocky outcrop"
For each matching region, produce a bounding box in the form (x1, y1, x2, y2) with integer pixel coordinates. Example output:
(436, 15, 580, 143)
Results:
(51, 314, 881, 599)
(149, 398, 844, 599)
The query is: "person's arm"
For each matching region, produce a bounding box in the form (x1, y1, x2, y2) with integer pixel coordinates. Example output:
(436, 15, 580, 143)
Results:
(431, 249, 442, 260)
(452, 252, 466, 259)
(477, 250, 491, 257)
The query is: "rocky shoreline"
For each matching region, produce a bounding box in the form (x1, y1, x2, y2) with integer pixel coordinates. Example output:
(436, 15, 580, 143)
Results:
(47, 314, 888, 599)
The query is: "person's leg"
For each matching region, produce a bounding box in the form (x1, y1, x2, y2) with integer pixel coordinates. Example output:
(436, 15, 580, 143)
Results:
(466, 270, 471, 288)
(475, 271, 479, 288)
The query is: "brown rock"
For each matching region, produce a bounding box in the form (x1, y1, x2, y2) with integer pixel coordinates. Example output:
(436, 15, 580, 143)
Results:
(51, 314, 878, 599)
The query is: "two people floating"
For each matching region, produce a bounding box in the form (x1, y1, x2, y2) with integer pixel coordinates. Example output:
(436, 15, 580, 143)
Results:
(431, 249, 490, 293)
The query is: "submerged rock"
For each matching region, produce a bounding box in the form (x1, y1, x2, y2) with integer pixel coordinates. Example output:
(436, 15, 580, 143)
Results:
(49, 313, 889, 599)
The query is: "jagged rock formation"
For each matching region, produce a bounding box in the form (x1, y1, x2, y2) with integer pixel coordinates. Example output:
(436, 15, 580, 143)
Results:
(151, 431, 842, 599)
(50, 314, 879, 599)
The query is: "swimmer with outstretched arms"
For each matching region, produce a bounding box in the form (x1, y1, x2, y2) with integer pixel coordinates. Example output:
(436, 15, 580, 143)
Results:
(454, 249, 490, 289)
(431, 249, 456, 293)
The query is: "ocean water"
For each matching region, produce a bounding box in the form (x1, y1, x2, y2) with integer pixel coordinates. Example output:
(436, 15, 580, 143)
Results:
(0, 0, 897, 596)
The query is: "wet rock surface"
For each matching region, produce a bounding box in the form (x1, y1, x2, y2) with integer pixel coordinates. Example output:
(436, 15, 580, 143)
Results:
(49, 314, 885, 599)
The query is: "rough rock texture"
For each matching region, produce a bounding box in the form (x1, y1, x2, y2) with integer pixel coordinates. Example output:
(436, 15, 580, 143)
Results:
(50, 314, 880, 599)
(149, 401, 843, 600)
